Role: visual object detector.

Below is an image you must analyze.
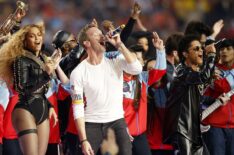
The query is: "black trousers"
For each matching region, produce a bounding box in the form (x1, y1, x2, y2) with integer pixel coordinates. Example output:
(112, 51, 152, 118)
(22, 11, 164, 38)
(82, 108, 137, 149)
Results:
(0, 144, 2, 155)
(77, 118, 132, 155)
(46, 143, 59, 155)
(174, 134, 210, 155)
(3, 138, 23, 155)
(66, 132, 79, 155)
(132, 132, 151, 155)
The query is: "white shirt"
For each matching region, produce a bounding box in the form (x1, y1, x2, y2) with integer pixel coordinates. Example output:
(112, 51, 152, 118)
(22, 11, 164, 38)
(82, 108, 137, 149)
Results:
(70, 54, 142, 123)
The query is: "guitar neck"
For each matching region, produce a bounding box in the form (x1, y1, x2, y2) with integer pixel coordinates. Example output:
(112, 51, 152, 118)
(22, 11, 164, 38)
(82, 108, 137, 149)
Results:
(202, 89, 234, 121)
(202, 99, 222, 121)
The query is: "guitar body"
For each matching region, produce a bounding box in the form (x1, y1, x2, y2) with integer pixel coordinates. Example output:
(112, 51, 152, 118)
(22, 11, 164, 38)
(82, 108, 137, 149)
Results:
(201, 89, 234, 133)
(200, 124, 210, 133)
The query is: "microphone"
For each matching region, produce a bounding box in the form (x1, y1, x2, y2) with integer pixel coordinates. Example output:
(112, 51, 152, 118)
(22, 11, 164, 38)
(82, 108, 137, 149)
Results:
(214, 38, 226, 46)
(110, 24, 125, 36)
(205, 38, 226, 47)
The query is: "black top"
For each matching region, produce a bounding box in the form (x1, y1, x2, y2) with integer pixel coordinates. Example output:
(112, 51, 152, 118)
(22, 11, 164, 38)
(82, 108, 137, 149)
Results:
(59, 44, 86, 78)
(13, 55, 50, 96)
(13, 53, 52, 107)
(163, 53, 216, 145)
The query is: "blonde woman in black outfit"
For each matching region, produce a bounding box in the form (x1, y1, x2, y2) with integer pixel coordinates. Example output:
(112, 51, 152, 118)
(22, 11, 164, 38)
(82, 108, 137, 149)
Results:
(0, 23, 68, 155)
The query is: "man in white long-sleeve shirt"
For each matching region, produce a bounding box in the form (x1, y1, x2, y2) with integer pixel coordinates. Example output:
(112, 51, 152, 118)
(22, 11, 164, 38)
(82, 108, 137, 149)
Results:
(70, 24, 142, 155)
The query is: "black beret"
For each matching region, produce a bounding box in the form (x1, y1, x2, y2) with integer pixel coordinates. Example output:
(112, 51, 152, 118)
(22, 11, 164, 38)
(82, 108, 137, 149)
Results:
(52, 30, 71, 49)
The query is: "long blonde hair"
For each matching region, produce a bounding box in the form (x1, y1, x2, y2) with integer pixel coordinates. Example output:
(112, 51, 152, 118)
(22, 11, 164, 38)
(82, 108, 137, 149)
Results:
(0, 23, 45, 85)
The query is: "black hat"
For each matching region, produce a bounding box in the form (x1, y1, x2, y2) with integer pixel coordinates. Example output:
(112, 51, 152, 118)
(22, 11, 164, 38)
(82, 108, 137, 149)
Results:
(129, 44, 144, 52)
(131, 31, 152, 39)
(52, 30, 71, 49)
(218, 39, 234, 48)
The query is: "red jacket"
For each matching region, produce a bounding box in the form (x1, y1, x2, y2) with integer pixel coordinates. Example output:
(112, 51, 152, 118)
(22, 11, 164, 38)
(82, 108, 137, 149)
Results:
(147, 111, 173, 150)
(203, 64, 234, 128)
(123, 80, 147, 136)
(146, 83, 174, 150)
(3, 87, 18, 139)
(123, 69, 166, 136)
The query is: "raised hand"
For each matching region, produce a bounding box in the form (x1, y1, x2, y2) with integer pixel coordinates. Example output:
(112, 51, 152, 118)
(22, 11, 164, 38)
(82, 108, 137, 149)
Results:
(51, 48, 62, 69)
(152, 32, 164, 51)
(43, 49, 61, 75)
(131, 2, 141, 19)
(45, 61, 55, 75)
(105, 31, 122, 49)
(212, 19, 224, 39)
(15, 9, 26, 22)
(101, 20, 115, 34)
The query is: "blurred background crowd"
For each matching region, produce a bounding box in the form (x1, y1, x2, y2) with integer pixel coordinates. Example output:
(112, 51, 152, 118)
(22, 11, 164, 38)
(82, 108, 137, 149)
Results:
(0, 0, 234, 44)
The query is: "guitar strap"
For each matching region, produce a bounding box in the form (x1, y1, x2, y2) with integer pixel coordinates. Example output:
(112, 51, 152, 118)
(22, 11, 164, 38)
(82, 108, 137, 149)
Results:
(24, 50, 57, 78)
(24, 50, 46, 70)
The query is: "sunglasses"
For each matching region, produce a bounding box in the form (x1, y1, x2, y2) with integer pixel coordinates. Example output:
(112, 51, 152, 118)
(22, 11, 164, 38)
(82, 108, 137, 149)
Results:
(61, 40, 77, 49)
(188, 46, 203, 52)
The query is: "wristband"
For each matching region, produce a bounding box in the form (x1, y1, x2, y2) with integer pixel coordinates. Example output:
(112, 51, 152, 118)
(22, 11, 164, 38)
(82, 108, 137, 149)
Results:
(80, 139, 88, 145)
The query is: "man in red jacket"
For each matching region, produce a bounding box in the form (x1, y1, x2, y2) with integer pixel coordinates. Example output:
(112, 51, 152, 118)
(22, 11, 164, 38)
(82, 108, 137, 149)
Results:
(202, 39, 234, 155)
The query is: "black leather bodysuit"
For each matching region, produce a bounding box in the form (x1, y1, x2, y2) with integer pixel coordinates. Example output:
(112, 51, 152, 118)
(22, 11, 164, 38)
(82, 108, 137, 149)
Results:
(13, 52, 52, 125)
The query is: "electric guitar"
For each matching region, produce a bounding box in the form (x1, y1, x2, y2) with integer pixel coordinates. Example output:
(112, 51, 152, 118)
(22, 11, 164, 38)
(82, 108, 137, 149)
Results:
(201, 89, 234, 133)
